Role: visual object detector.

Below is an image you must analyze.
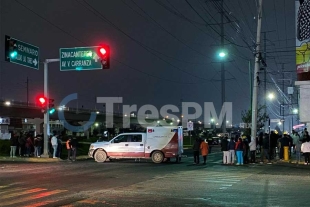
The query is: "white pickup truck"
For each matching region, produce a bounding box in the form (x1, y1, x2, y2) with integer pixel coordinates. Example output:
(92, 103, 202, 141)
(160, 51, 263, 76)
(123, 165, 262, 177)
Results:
(88, 126, 183, 163)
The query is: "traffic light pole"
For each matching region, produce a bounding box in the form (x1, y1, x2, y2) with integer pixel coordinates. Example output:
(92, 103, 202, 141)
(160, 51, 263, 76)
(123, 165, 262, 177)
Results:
(42, 58, 60, 157)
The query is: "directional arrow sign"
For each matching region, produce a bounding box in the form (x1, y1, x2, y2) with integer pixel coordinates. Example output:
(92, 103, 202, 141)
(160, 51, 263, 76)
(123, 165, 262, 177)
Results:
(60, 46, 102, 71)
(5, 35, 39, 70)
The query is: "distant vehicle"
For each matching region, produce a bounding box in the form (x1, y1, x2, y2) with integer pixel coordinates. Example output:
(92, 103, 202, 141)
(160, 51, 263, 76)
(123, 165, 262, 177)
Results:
(88, 126, 183, 164)
(208, 137, 220, 145)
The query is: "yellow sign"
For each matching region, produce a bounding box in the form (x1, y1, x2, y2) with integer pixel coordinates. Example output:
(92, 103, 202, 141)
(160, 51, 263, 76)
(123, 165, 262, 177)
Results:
(296, 1, 310, 73)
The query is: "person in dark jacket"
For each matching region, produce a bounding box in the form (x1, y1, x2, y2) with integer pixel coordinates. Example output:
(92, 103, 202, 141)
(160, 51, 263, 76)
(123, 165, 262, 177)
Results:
(18, 135, 26, 156)
(70, 137, 78, 161)
(262, 134, 271, 163)
(56, 136, 62, 158)
(10, 133, 18, 158)
(192, 138, 201, 164)
(243, 138, 249, 164)
(221, 136, 229, 164)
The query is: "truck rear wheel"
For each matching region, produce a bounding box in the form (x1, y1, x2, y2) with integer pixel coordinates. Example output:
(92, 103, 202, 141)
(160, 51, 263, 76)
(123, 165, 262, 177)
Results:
(94, 150, 107, 163)
(152, 151, 164, 163)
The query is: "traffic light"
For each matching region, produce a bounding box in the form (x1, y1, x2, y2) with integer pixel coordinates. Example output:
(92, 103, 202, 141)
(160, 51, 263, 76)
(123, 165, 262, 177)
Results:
(97, 45, 110, 69)
(5, 35, 18, 61)
(49, 108, 56, 114)
(48, 98, 54, 108)
(36, 96, 47, 112)
(48, 99, 55, 114)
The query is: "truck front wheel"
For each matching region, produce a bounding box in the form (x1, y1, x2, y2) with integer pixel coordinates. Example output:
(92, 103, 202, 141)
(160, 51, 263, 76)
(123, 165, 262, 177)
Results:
(152, 151, 164, 163)
(94, 150, 107, 163)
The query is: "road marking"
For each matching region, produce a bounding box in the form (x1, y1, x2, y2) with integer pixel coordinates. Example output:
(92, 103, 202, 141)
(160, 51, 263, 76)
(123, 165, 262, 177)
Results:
(24, 200, 60, 207)
(1, 188, 46, 199)
(0, 189, 67, 206)
(0, 187, 26, 195)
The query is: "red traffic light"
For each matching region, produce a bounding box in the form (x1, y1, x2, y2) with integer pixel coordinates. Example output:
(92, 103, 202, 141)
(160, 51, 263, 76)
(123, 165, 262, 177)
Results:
(97, 45, 110, 69)
(39, 97, 46, 104)
(36, 96, 47, 107)
(99, 48, 106, 55)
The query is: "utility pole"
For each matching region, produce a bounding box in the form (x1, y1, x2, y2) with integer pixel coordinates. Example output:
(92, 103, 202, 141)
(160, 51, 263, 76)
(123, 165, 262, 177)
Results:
(26, 77, 29, 106)
(282, 63, 285, 133)
(251, 0, 263, 142)
(263, 32, 267, 132)
(42, 58, 60, 157)
(220, 0, 226, 133)
(249, 60, 252, 111)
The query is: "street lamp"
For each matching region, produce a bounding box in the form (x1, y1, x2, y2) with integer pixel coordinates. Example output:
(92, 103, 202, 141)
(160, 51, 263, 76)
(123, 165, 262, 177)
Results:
(293, 108, 298, 114)
(267, 93, 275, 100)
(4, 101, 11, 106)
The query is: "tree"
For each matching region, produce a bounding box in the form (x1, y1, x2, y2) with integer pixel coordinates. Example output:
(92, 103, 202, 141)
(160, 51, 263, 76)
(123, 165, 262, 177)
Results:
(241, 105, 269, 136)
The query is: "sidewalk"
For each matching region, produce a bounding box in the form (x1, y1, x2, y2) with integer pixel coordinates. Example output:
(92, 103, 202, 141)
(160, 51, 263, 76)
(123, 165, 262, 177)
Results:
(0, 155, 89, 163)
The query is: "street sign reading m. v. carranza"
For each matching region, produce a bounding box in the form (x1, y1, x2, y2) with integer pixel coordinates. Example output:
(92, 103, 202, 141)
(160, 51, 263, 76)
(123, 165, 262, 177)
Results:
(60, 46, 103, 71)
(4, 35, 39, 70)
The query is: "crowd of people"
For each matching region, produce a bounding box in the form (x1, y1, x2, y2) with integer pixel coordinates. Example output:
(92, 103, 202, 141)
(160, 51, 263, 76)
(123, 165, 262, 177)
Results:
(218, 128, 310, 165)
(9, 132, 78, 160)
(9, 132, 44, 157)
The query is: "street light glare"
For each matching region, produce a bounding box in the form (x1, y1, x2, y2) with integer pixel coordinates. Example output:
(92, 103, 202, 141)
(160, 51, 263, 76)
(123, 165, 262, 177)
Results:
(219, 52, 226, 58)
(268, 93, 275, 100)
(4, 101, 11, 106)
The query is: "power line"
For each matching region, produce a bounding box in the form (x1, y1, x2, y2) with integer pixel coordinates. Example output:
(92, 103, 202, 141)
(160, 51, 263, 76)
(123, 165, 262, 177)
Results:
(13, 0, 212, 85)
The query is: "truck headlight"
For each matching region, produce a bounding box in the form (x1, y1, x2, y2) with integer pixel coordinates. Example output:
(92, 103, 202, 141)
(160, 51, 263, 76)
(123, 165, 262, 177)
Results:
(89, 145, 94, 149)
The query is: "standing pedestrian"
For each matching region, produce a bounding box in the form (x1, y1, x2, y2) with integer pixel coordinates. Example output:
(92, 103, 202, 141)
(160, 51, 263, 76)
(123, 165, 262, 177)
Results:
(51, 135, 58, 158)
(10, 133, 18, 158)
(192, 137, 200, 164)
(35, 136, 43, 157)
(70, 136, 78, 161)
(291, 130, 300, 154)
(18, 135, 26, 156)
(200, 139, 209, 165)
(25, 135, 33, 157)
(66, 137, 72, 160)
(56, 136, 62, 158)
(301, 138, 310, 165)
(227, 138, 236, 165)
(221, 136, 229, 164)
(235, 138, 244, 165)
(34, 136, 39, 158)
(249, 136, 257, 164)
(243, 137, 249, 164)
(262, 133, 271, 164)
(295, 139, 302, 164)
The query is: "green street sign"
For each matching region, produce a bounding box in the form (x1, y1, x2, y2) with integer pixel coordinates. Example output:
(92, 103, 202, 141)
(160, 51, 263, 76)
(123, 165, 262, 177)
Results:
(5, 35, 39, 70)
(60, 46, 102, 71)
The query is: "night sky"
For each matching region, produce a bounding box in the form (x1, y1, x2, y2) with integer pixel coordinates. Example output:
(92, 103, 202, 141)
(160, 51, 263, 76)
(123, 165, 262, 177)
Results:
(0, 0, 297, 127)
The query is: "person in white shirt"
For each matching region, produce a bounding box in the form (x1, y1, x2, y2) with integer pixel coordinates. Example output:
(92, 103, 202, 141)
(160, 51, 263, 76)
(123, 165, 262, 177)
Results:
(301, 138, 310, 165)
(51, 135, 58, 158)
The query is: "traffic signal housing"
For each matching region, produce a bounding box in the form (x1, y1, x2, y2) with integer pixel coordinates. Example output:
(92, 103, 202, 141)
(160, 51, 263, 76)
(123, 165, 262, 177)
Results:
(97, 45, 110, 69)
(5, 35, 18, 61)
(48, 99, 55, 114)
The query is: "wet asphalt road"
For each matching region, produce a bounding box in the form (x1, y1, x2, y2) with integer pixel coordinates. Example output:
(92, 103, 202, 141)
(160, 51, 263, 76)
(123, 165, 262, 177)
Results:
(1, 152, 310, 207)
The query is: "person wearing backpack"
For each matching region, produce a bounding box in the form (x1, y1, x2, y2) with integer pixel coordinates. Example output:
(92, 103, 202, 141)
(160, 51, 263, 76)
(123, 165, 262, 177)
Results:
(235, 138, 244, 165)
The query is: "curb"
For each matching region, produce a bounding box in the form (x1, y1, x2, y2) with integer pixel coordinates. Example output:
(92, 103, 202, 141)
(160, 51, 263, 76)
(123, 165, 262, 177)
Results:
(0, 155, 90, 163)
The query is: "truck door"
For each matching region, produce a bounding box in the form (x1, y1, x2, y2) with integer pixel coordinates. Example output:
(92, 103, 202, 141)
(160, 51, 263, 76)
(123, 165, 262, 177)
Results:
(126, 134, 145, 157)
(108, 135, 131, 157)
